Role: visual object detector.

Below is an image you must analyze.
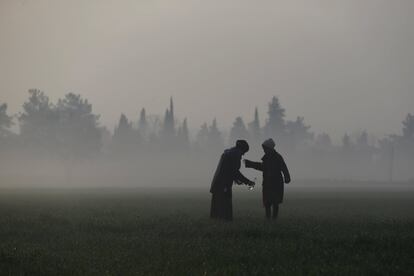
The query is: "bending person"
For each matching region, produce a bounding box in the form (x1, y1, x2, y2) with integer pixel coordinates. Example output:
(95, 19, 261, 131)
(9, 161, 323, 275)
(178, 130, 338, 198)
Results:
(244, 139, 291, 220)
(210, 140, 255, 221)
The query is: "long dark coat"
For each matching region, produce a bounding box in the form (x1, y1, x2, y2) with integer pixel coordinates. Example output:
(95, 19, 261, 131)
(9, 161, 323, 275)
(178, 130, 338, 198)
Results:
(245, 149, 291, 205)
(210, 147, 250, 220)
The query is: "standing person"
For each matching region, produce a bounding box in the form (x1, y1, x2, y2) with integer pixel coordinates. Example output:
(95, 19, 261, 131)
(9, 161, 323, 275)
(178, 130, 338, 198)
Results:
(210, 140, 255, 221)
(244, 139, 291, 220)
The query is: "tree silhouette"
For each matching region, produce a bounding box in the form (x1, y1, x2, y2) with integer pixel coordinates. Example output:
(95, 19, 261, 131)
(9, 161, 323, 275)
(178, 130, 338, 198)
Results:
(139, 108, 148, 137)
(55, 93, 102, 157)
(229, 116, 249, 145)
(114, 114, 131, 141)
(5, 91, 414, 181)
(402, 113, 414, 140)
(195, 122, 209, 150)
(19, 89, 57, 150)
(194, 119, 224, 151)
(264, 96, 286, 140)
(315, 133, 332, 149)
(208, 119, 224, 150)
(0, 103, 13, 140)
(285, 116, 313, 148)
(177, 118, 190, 149)
(397, 113, 414, 156)
(248, 107, 261, 142)
(356, 130, 369, 149)
(162, 97, 175, 139)
(113, 113, 140, 153)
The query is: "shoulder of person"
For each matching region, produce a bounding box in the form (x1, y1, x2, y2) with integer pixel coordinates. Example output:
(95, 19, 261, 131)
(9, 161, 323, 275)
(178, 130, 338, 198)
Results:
(223, 148, 233, 156)
(273, 151, 285, 162)
(274, 151, 283, 158)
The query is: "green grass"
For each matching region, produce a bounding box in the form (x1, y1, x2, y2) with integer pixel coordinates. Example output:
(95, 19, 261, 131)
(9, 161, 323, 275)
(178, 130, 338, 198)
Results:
(0, 185, 413, 275)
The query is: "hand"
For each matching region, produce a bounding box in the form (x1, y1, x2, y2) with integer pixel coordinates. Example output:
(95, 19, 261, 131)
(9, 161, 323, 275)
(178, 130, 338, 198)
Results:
(244, 159, 252, 168)
(247, 180, 255, 186)
(235, 179, 243, 185)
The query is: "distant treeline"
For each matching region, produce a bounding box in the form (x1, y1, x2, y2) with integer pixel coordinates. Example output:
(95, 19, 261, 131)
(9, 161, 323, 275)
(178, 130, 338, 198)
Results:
(0, 89, 413, 181)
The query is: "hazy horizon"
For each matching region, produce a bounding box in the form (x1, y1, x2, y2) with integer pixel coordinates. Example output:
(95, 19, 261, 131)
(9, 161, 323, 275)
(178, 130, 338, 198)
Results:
(1, 0, 413, 141)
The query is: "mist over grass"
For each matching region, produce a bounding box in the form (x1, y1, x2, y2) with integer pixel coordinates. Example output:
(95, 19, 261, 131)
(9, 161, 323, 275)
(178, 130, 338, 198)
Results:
(1, 185, 413, 275)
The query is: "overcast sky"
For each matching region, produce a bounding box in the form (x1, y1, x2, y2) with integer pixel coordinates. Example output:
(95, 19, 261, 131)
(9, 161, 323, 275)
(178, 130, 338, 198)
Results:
(0, 0, 413, 140)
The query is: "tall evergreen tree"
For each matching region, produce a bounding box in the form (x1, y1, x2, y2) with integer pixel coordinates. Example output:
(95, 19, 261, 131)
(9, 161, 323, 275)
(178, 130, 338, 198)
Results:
(356, 130, 369, 149)
(398, 113, 414, 156)
(182, 118, 189, 143)
(19, 89, 57, 149)
(208, 118, 224, 149)
(285, 116, 313, 148)
(0, 103, 13, 140)
(195, 122, 209, 149)
(264, 96, 286, 140)
(113, 113, 139, 152)
(402, 113, 414, 139)
(139, 108, 148, 136)
(248, 107, 261, 142)
(170, 97, 174, 121)
(162, 97, 175, 140)
(114, 114, 131, 140)
(229, 116, 249, 144)
(177, 118, 190, 149)
(55, 93, 102, 157)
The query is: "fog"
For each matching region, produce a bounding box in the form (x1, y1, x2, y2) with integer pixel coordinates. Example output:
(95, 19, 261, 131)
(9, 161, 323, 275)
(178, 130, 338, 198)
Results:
(0, 91, 413, 188)
(0, 1, 413, 187)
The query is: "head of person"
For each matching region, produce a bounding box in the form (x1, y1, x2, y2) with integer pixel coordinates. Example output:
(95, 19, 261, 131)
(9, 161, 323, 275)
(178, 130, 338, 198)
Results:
(262, 138, 275, 154)
(236, 140, 249, 155)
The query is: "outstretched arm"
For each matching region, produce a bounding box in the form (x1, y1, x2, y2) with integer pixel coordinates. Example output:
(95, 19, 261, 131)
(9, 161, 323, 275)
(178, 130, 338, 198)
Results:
(235, 171, 253, 185)
(244, 160, 264, 171)
(232, 157, 254, 185)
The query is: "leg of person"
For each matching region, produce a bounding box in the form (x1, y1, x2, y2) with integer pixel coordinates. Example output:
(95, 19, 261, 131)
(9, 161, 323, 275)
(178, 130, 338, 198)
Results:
(210, 193, 218, 219)
(210, 193, 224, 219)
(272, 204, 279, 220)
(263, 188, 271, 219)
(223, 192, 233, 221)
(265, 203, 271, 219)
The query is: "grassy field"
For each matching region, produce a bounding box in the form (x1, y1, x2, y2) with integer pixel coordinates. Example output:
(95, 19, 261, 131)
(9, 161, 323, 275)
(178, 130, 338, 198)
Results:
(0, 184, 414, 275)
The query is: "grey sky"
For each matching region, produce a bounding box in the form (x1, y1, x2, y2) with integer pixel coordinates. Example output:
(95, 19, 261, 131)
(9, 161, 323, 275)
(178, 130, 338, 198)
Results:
(1, 0, 413, 140)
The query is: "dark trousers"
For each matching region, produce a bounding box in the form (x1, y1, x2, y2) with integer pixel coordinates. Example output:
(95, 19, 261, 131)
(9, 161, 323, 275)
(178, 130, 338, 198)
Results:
(210, 192, 233, 221)
(265, 203, 279, 219)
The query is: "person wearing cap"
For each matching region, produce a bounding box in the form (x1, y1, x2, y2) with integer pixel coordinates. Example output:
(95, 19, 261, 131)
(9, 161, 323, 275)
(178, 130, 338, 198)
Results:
(210, 140, 255, 221)
(244, 138, 291, 220)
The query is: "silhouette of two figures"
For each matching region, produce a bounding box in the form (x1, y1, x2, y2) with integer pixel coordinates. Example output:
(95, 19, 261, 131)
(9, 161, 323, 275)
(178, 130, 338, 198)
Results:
(210, 139, 290, 221)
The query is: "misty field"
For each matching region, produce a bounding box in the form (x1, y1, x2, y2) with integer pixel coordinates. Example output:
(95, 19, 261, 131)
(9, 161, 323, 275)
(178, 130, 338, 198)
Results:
(1, 184, 414, 275)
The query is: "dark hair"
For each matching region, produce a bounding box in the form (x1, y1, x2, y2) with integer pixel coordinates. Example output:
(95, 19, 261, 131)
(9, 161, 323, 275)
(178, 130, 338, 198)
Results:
(236, 140, 249, 153)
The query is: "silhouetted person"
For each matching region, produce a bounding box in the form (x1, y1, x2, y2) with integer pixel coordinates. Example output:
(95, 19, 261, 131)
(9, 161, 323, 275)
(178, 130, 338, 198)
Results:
(244, 139, 291, 220)
(210, 140, 255, 221)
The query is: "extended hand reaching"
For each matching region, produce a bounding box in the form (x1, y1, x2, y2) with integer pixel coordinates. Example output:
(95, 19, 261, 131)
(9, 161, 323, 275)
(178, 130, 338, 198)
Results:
(235, 179, 243, 185)
(247, 178, 256, 186)
(243, 159, 252, 168)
